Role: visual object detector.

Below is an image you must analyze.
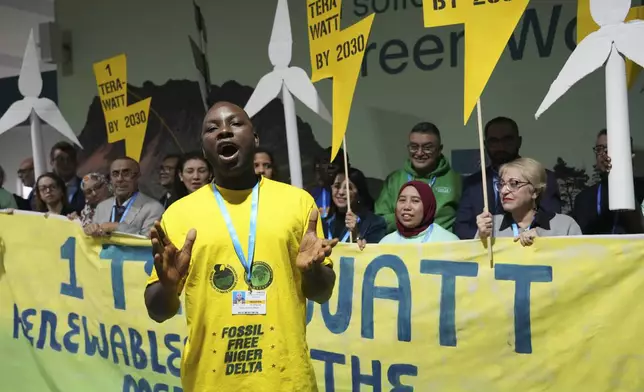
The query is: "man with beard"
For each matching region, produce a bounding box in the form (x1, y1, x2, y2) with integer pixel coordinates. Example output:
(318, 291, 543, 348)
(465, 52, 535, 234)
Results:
(144, 102, 338, 392)
(454, 117, 561, 239)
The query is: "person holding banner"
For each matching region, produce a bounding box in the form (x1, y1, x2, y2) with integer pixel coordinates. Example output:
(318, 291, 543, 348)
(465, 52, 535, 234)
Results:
(476, 158, 581, 246)
(85, 157, 164, 237)
(375, 122, 462, 234)
(379, 180, 459, 244)
(324, 167, 386, 249)
(144, 101, 338, 392)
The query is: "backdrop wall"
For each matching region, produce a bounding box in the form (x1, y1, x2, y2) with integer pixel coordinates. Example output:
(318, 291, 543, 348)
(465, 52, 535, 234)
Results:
(52, 0, 643, 185)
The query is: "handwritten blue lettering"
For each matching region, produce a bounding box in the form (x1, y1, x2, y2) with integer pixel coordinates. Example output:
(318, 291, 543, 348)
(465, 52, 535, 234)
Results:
(60, 237, 84, 299)
(351, 355, 382, 391)
(362, 255, 412, 342)
(420, 260, 479, 347)
(495, 264, 553, 354)
(310, 349, 346, 392)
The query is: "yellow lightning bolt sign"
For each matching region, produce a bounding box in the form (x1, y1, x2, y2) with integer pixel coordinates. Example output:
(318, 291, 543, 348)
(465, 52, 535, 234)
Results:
(93, 54, 151, 162)
(577, 0, 644, 90)
(423, 0, 529, 125)
(307, 0, 375, 161)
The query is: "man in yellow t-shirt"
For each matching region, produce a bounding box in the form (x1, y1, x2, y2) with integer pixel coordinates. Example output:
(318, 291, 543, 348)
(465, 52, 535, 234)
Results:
(144, 102, 339, 392)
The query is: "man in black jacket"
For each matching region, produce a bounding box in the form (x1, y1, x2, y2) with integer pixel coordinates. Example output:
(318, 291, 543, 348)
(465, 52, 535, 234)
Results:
(572, 129, 644, 234)
(454, 117, 561, 239)
(50, 141, 85, 214)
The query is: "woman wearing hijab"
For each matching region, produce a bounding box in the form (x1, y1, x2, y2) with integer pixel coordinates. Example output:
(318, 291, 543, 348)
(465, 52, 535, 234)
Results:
(72, 173, 112, 226)
(324, 168, 387, 249)
(380, 180, 459, 243)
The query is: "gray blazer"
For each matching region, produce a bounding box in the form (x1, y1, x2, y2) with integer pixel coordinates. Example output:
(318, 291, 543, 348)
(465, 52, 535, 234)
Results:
(476, 210, 582, 239)
(92, 192, 164, 236)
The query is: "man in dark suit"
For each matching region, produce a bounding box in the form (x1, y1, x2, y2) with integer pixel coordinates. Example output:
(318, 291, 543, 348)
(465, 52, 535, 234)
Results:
(572, 129, 644, 234)
(50, 141, 85, 214)
(454, 117, 561, 239)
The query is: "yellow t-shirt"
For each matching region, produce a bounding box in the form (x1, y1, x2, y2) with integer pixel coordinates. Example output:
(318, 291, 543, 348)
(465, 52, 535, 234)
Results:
(147, 177, 332, 392)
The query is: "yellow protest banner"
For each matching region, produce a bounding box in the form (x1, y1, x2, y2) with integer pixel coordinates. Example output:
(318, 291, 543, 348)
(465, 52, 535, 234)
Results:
(93, 54, 151, 162)
(422, 0, 530, 124)
(2, 213, 644, 391)
(307, 0, 375, 161)
(577, 0, 644, 89)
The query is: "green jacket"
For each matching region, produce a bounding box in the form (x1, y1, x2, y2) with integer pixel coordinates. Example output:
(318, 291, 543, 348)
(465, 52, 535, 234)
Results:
(0, 188, 17, 210)
(375, 156, 462, 233)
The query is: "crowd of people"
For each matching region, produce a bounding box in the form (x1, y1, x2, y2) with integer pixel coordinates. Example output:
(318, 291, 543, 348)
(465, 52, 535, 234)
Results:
(2, 101, 642, 391)
(1, 114, 643, 245)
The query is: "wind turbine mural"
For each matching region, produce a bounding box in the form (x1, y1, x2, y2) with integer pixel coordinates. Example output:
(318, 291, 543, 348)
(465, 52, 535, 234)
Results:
(0, 30, 81, 178)
(245, 0, 332, 189)
(535, 0, 644, 211)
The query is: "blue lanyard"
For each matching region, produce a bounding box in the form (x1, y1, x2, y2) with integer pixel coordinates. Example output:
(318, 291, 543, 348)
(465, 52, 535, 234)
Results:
(407, 174, 436, 187)
(398, 224, 434, 243)
(320, 189, 329, 219)
(213, 182, 259, 284)
(326, 214, 361, 242)
(110, 192, 138, 223)
(597, 183, 618, 234)
(511, 218, 535, 237)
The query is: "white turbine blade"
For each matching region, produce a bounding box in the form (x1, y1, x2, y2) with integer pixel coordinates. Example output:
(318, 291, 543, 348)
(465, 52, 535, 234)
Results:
(614, 21, 644, 69)
(283, 67, 332, 124)
(268, 0, 292, 68)
(590, 0, 630, 26)
(0, 99, 33, 135)
(536, 33, 613, 118)
(18, 29, 43, 98)
(245, 72, 283, 118)
(33, 98, 83, 147)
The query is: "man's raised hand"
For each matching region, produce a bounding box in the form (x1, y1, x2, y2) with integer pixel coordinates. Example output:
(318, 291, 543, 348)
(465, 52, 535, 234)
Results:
(150, 221, 197, 290)
(296, 208, 338, 270)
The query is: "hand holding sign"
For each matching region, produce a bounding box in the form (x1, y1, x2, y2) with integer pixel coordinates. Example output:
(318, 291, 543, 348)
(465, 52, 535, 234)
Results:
(307, 0, 375, 161)
(423, 0, 530, 124)
(93, 54, 151, 162)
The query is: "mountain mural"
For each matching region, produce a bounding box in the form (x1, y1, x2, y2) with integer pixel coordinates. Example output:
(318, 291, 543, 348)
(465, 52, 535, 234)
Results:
(75, 79, 328, 197)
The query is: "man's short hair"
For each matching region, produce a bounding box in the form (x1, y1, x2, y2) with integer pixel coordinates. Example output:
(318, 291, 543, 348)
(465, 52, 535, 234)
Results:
(484, 117, 519, 138)
(597, 128, 634, 147)
(162, 154, 182, 162)
(111, 156, 140, 170)
(410, 122, 441, 140)
(50, 141, 77, 162)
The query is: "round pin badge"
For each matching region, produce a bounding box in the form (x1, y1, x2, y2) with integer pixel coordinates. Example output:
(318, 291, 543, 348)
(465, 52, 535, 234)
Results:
(210, 264, 238, 293)
(248, 261, 273, 290)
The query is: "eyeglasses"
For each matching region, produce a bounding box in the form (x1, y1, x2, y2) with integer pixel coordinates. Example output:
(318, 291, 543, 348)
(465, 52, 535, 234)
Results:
(38, 184, 59, 193)
(495, 179, 531, 192)
(83, 182, 105, 196)
(408, 144, 438, 154)
(593, 144, 608, 155)
(159, 165, 176, 173)
(17, 168, 33, 175)
(111, 169, 138, 180)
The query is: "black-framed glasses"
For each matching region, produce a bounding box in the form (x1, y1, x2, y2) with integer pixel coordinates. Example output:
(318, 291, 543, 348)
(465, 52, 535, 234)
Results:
(593, 144, 608, 155)
(111, 169, 138, 180)
(495, 179, 530, 192)
(38, 184, 59, 193)
(408, 143, 438, 154)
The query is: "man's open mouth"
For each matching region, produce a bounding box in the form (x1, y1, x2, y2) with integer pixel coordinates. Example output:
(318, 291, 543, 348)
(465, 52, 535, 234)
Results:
(217, 142, 240, 161)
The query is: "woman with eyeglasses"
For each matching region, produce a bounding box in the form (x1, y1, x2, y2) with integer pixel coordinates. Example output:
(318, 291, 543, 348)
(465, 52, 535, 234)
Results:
(476, 158, 581, 246)
(34, 173, 76, 216)
(379, 180, 459, 244)
(72, 173, 112, 226)
(323, 168, 386, 250)
(172, 152, 213, 202)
